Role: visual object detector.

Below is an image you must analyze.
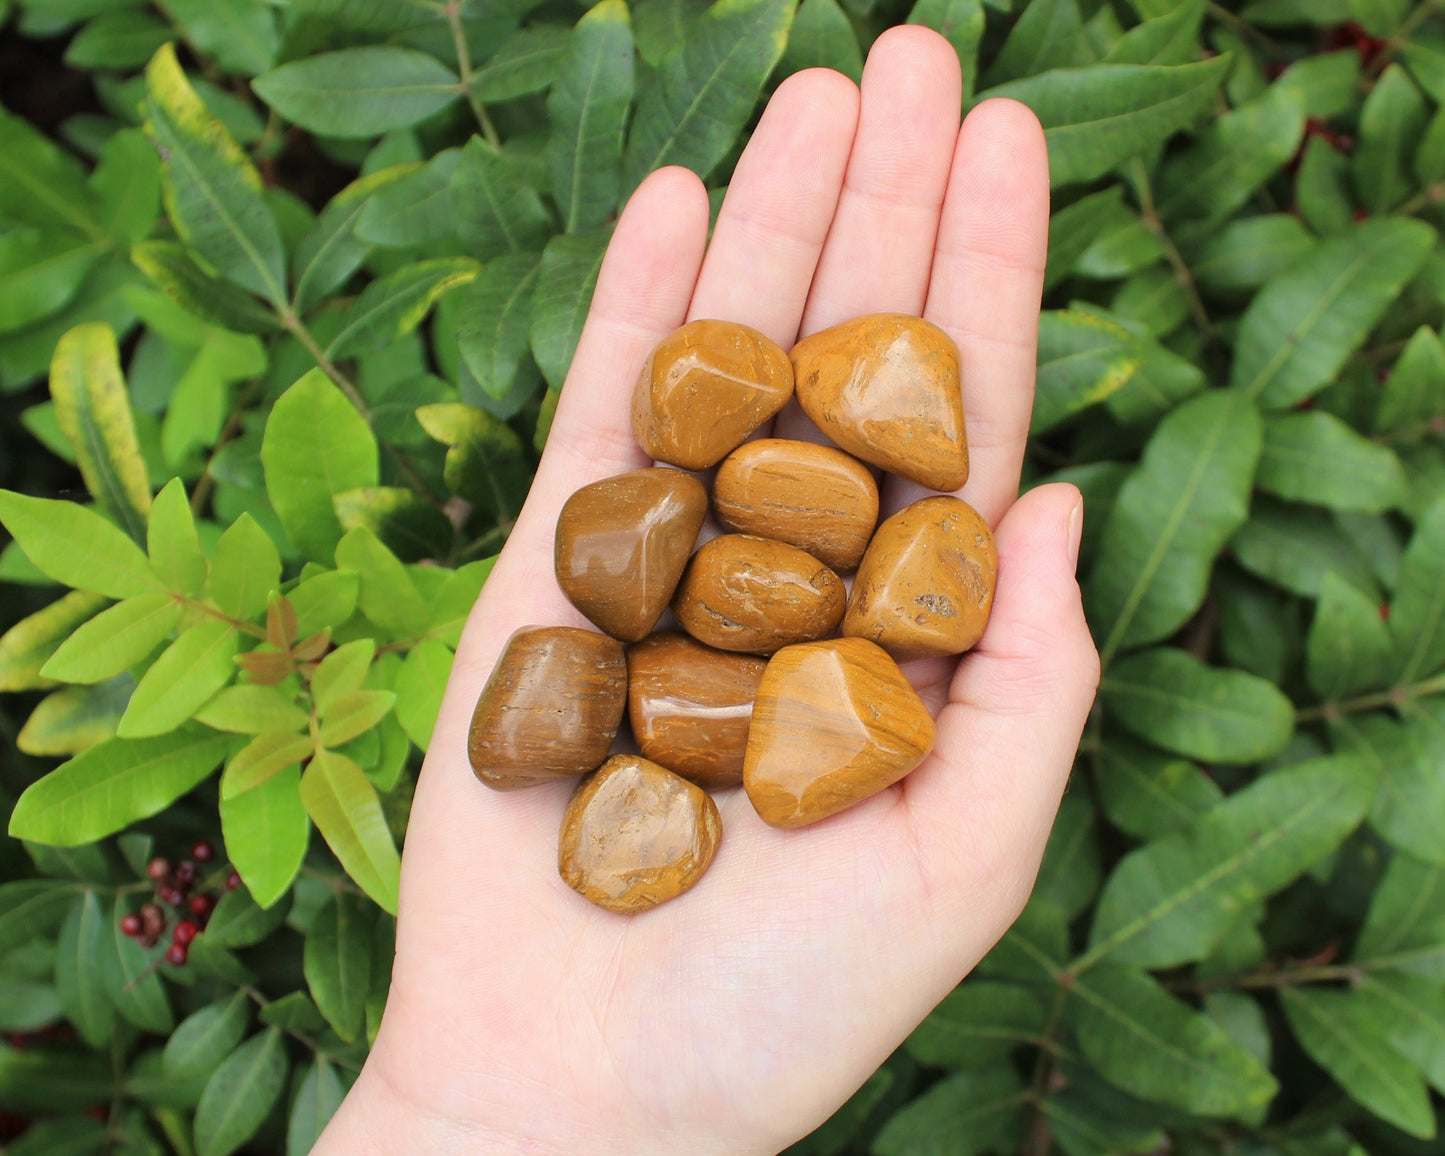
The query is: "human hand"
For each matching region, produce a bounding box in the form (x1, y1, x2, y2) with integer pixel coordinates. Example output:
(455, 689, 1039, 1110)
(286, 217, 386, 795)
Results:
(317, 26, 1099, 1156)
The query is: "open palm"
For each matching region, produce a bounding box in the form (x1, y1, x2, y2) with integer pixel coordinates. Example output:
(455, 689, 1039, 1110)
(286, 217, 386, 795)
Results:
(318, 27, 1099, 1156)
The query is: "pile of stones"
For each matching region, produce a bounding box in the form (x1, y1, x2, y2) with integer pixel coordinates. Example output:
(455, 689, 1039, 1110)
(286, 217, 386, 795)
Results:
(468, 313, 998, 913)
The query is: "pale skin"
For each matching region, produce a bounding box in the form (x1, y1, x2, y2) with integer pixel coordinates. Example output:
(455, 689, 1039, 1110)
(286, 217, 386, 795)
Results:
(316, 27, 1100, 1156)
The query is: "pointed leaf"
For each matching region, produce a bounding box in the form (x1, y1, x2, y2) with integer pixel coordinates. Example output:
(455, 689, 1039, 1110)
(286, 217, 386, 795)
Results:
(0, 590, 109, 692)
(0, 489, 161, 599)
(55, 892, 115, 1049)
(299, 749, 400, 913)
(312, 639, 376, 715)
(394, 637, 452, 750)
(163, 994, 251, 1081)
(1389, 496, 1445, 683)
(289, 568, 361, 635)
(872, 1066, 1026, 1156)
(529, 227, 609, 389)
(1033, 309, 1140, 434)
(196, 685, 308, 735)
(452, 138, 552, 259)
(1355, 850, 1445, 976)
(209, 513, 281, 621)
(1353, 64, 1427, 213)
(42, 592, 181, 685)
(1376, 326, 1445, 436)
(222, 732, 315, 798)
(292, 165, 415, 314)
(904, 982, 1049, 1069)
(318, 690, 395, 747)
(415, 402, 532, 523)
(333, 486, 453, 563)
(221, 767, 309, 908)
(117, 621, 238, 738)
(287, 1059, 346, 1156)
(131, 241, 280, 335)
(193, 1028, 289, 1156)
(252, 46, 461, 138)
(1332, 709, 1445, 865)
(1095, 735, 1223, 841)
(354, 151, 459, 249)
(1306, 572, 1394, 700)
(333, 526, 428, 639)
(148, 477, 207, 596)
(103, 901, 172, 1033)
(16, 679, 130, 757)
(304, 893, 374, 1042)
(467, 24, 572, 102)
(204, 882, 292, 948)
(326, 257, 479, 360)
(455, 252, 542, 401)
(0, 106, 102, 237)
(1258, 410, 1407, 512)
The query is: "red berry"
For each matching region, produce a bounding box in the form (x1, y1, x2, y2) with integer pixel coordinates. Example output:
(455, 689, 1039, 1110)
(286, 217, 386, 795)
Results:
(188, 894, 214, 918)
(159, 886, 184, 907)
(1380, 603, 1392, 621)
(173, 920, 198, 946)
(165, 943, 188, 966)
(225, 871, 242, 891)
(191, 840, 215, 862)
(119, 914, 142, 937)
(146, 857, 170, 881)
(87, 1105, 107, 1123)
(174, 861, 196, 886)
(140, 903, 165, 938)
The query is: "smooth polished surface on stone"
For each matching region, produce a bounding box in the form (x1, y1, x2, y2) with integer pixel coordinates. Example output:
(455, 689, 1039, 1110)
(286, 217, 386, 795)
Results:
(845, 496, 997, 661)
(554, 468, 708, 642)
(559, 754, 723, 913)
(632, 319, 794, 470)
(627, 632, 767, 790)
(712, 439, 880, 572)
(744, 638, 936, 828)
(791, 313, 968, 492)
(672, 534, 845, 654)
(468, 626, 627, 791)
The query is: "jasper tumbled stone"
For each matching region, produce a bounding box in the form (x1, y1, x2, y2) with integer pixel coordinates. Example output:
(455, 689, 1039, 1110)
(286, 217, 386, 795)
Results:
(628, 632, 768, 790)
(712, 439, 880, 572)
(632, 319, 794, 470)
(845, 496, 997, 661)
(791, 313, 968, 492)
(555, 468, 708, 642)
(744, 638, 936, 828)
(559, 754, 723, 913)
(672, 534, 846, 655)
(468, 626, 627, 791)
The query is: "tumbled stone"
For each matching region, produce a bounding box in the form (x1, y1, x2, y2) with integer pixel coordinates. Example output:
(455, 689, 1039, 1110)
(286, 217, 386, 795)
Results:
(632, 319, 794, 470)
(791, 313, 968, 492)
(467, 626, 627, 791)
(558, 754, 723, 913)
(672, 534, 845, 655)
(627, 632, 767, 790)
(712, 439, 880, 572)
(744, 638, 936, 828)
(554, 468, 708, 642)
(845, 496, 997, 661)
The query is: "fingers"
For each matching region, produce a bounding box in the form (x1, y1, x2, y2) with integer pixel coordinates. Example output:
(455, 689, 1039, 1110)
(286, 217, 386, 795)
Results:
(900, 483, 1100, 930)
(688, 68, 859, 349)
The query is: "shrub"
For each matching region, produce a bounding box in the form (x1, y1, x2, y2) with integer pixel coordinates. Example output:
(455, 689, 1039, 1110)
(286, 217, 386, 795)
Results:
(2, 0, 1445, 1153)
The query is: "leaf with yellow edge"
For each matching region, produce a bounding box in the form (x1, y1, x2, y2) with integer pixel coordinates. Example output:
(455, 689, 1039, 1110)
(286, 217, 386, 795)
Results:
(299, 750, 400, 914)
(0, 590, 109, 692)
(222, 732, 315, 799)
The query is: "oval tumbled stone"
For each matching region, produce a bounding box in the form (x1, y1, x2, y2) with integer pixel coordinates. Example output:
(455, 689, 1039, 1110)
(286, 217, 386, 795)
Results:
(559, 754, 723, 913)
(791, 313, 967, 492)
(555, 468, 708, 642)
(712, 439, 880, 572)
(743, 638, 935, 828)
(632, 319, 794, 470)
(468, 626, 627, 791)
(672, 534, 845, 655)
(627, 632, 768, 790)
(845, 496, 997, 661)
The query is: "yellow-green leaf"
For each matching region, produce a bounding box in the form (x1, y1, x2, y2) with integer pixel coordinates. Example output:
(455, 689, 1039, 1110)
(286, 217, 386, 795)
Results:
(221, 731, 315, 799)
(299, 750, 400, 914)
(0, 590, 109, 692)
(117, 621, 238, 738)
(195, 685, 308, 736)
(42, 592, 181, 685)
(147, 477, 207, 596)
(0, 489, 161, 599)
(318, 689, 395, 747)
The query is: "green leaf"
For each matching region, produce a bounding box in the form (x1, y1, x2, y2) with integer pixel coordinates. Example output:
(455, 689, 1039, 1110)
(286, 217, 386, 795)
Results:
(221, 731, 315, 798)
(452, 138, 552, 260)
(1095, 734, 1224, 841)
(1333, 708, 1445, 866)
(143, 44, 287, 308)
(427, 558, 494, 646)
(289, 568, 361, 635)
(1086, 390, 1262, 666)
(209, 513, 281, 621)
(621, 0, 795, 195)
(1306, 572, 1393, 700)
(221, 767, 309, 908)
(333, 486, 453, 563)
(785, 0, 865, 85)
(287, 1059, 346, 1156)
(1069, 964, 1277, 1115)
(530, 227, 609, 388)
(1188, 214, 1317, 295)
(1102, 647, 1294, 762)
(1231, 218, 1436, 409)
(982, 0, 1091, 88)
(327, 257, 479, 360)
(1231, 498, 1379, 600)
(312, 638, 375, 715)
(904, 982, 1048, 1069)
(980, 56, 1231, 187)
(299, 749, 400, 914)
(104, 901, 171, 1033)
(394, 637, 452, 750)
(65, 9, 170, 69)
(0, 590, 109, 692)
(117, 621, 238, 738)
(42, 592, 181, 685)
(1279, 987, 1434, 1139)
(0, 489, 161, 599)
(333, 526, 429, 639)
(907, 0, 984, 96)
(204, 882, 293, 949)
(468, 24, 572, 102)
(195, 685, 308, 735)
(55, 892, 115, 1049)
(415, 402, 532, 523)
(131, 241, 281, 335)
(1105, 0, 1204, 64)
(1032, 309, 1141, 433)
(356, 151, 459, 248)
(304, 892, 374, 1042)
(147, 477, 207, 596)
(1257, 410, 1407, 513)
(1389, 496, 1445, 684)
(252, 47, 461, 138)
(261, 370, 379, 563)
(1355, 850, 1445, 976)
(547, 0, 635, 232)
(0, 230, 105, 335)
(632, 0, 708, 65)
(90, 126, 162, 249)
(261, 991, 326, 1033)
(293, 165, 415, 313)
(163, 994, 251, 1081)
(1084, 754, 1373, 968)
(871, 1066, 1026, 1156)
(1352, 64, 1426, 214)
(0, 106, 102, 239)
(454, 252, 542, 403)
(0, 881, 74, 955)
(9, 726, 229, 846)
(165, 0, 280, 76)
(319, 689, 395, 747)
(17, 678, 131, 757)
(1377, 326, 1445, 436)
(1354, 971, 1445, 1096)
(193, 1029, 289, 1156)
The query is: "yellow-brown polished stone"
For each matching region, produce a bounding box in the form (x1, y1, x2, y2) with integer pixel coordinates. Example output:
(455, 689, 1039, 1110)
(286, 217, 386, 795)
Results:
(627, 632, 767, 790)
(558, 754, 723, 913)
(554, 468, 708, 642)
(712, 439, 880, 572)
(632, 319, 794, 470)
(790, 313, 968, 492)
(671, 534, 846, 655)
(468, 626, 627, 791)
(743, 637, 936, 828)
(845, 496, 997, 661)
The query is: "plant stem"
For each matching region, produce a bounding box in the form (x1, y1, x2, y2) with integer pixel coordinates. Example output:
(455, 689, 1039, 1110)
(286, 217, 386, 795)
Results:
(446, 0, 501, 147)
(1295, 671, 1445, 723)
(279, 311, 371, 418)
(1132, 160, 1216, 345)
(240, 984, 364, 1072)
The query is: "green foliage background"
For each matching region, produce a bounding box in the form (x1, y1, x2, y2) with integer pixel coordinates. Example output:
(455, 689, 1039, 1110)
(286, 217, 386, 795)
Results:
(2, 0, 1445, 1151)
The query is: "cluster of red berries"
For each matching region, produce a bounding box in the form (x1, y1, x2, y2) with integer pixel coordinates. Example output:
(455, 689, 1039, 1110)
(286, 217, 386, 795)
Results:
(1323, 20, 1391, 68)
(118, 841, 241, 966)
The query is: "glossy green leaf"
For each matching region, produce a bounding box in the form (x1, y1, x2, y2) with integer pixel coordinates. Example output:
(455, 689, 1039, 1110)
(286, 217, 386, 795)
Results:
(196, 685, 308, 735)
(1333, 708, 1445, 865)
(318, 689, 395, 747)
(304, 892, 374, 1042)
(327, 257, 479, 360)
(312, 639, 375, 715)
(221, 767, 309, 908)
(1033, 309, 1140, 433)
(253, 47, 460, 138)
(1306, 572, 1393, 700)
(871, 1066, 1026, 1156)
(0, 106, 102, 238)
(1258, 410, 1407, 512)
(785, 0, 865, 84)
(42, 592, 180, 685)
(1095, 735, 1224, 841)
(1389, 496, 1445, 684)
(55, 892, 115, 1049)
(292, 165, 414, 313)
(415, 402, 532, 523)
(468, 24, 572, 103)
(117, 620, 237, 738)
(204, 882, 293, 948)
(299, 749, 400, 914)
(1355, 850, 1445, 976)
(104, 901, 171, 1033)
(982, 0, 1090, 88)
(1231, 218, 1436, 409)
(354, 152, 457, 249)
(0, 589, 109, 692)
(1353, 64, 1426, 214)
(427, 558, 494, 646)
(904, 982, 1048, 1069)
(394, 637, 452, 750)
(529, 226, 609, 389)
(1231, 498, 1379, 599)
(0, 230, 105, 335)
(147, 477, 207, 596)
(1188, 214, 1316, 295)
(130, 241, 280, 335)
(221, 732, 315, 798)
(1377, 326, 1445, 436)
(0, 489, 160, 599)
(287, 1058, 346, 1156)
(289, 568, 361, 635)
(455, 252, 542, 402)
(0, 881, 74, 955)
(193, 1028, 289, 1156)
(333, 526, 429, 639)
(261, 992, 327, 1033)
(163, 994, 251, 1081)
(333, 485, 452, 563)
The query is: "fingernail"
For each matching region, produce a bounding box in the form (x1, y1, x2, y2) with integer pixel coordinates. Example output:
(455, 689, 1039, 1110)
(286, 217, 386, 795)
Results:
(1066, 499, 1083, 571)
